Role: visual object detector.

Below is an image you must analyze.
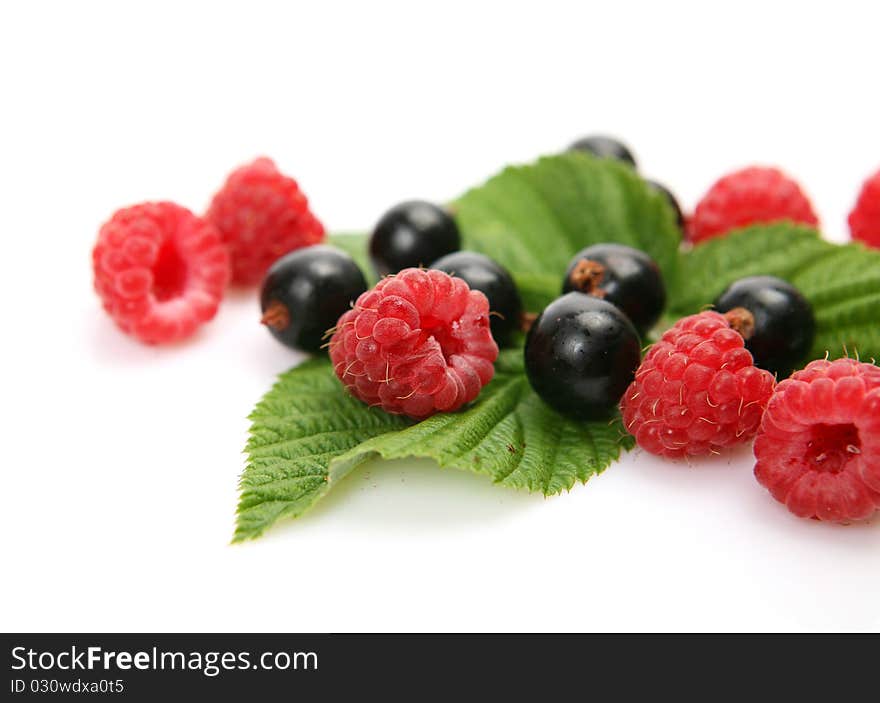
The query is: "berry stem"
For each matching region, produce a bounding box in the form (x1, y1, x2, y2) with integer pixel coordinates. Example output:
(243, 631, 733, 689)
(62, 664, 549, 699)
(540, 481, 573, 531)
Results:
(261, 300, 290, 331)
(567, 259, 607, 297)
(723, 307, 756, 340)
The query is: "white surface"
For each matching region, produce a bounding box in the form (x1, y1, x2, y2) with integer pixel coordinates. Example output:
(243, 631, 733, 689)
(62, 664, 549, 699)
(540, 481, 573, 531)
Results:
(1, 0, 879, 633)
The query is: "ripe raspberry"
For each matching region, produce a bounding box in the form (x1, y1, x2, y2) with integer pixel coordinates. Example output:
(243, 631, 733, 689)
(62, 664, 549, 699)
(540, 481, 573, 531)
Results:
(329, 268, 499, 420)
(848, 168, 880, 249)
(689, 166, 819, 243)
(92, 202, 230, 344)
(754, 358, 880, 522)
(206, 157, 325, 285)
(621, 310, 775, 458)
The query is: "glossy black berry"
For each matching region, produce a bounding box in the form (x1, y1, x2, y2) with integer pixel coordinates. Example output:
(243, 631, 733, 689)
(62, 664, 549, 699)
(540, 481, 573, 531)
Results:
(562, 243, 665, 334)
(646, 179, 685, 230)
(524, 293, 641, 420)
(568, 135, 637, 168)
(369, 200, 460, 277)
(713, 276, 815, 378)
(430, 251, 523, 346)
(260, 245, 367, 354)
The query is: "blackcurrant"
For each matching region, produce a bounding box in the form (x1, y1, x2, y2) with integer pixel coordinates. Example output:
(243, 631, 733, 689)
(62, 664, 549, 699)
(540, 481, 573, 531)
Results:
(562, 243, 666, 334)
(568, 135, 637, 168)
(430, 251, 523, 346)
(260, 245, 367, 354)
(713, 275, 815, 378)
(646, 179, 685, 231)
(369, 200, 460, 277)
(524, 292, 641, 420)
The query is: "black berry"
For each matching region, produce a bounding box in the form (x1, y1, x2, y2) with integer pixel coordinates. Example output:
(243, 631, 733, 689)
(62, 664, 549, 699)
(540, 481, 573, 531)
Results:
(260, 245, 367, 354)
(369, 200, 460, 277)
(524, 292, 641, 420)
(430, 251, 523, 346)
(646, 179, 685, 230)
(562, 243, 665, 334)
(568, 135, 637, 168)
(713, 276, 815, 378)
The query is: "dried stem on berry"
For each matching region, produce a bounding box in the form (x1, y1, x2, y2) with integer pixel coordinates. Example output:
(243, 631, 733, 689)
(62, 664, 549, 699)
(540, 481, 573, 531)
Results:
(261, 300, 290, 331)
(723, 307, 755, 340)
(567, 259, 607, 297)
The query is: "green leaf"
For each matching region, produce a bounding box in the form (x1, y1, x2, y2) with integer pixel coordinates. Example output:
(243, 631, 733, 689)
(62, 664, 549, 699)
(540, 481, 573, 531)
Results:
(235, 351, 632, 540)
(672, 223, 880, 362)
(453, 151, 682, 310)
(332, 350, 633, 495)
(669, 223, 828, 315)
(234, 359, 408, 542)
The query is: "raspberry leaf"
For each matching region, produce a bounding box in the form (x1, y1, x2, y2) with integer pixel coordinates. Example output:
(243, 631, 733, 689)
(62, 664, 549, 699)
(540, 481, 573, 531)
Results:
(670, 223, 829, 314)
(235, 359, 408, 542)
(236, 351, 632, 540)
(332, 350, 633, 495)
(672, 224, 880, 362)
(453, 151, 682, 309)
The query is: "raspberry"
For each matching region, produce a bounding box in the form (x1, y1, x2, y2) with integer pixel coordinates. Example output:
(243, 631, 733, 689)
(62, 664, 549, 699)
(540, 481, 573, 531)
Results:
(329, 268, 499, 420)
(92, 202, 230, 345)
(848, 168, 880, 249)
(206, 157, 325, 285)
(754, 358, 880, 522)
(688, 166, 819, 243)
(621, 310, 775, 458)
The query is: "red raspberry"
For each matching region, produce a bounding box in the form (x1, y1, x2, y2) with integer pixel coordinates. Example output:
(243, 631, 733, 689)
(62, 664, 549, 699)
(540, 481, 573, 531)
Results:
(329, 268, 499, 420)
(206, 157, 325, 285)
(621, 310, 775, 458)
(92, 202, 230, 345)
(848, 168, 880, 249)
(754, 358, 880, 522)
(688, 166, 819, 243)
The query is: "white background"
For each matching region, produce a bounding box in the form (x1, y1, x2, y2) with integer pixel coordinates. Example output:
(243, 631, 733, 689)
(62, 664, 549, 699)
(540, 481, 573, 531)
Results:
(2, 0, 879, 632)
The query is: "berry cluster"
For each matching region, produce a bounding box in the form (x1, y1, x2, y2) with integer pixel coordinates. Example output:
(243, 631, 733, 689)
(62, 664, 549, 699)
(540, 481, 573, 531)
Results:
(621, 310, 775, 458)
(755, 358, 880, 522)
(329, 268, 498, 419)
(688, 166, 819, 243)
(92, 136, 880, 524)
(92, 202, 230, 344)
(207, 157, 325, 286)
(849, 169, 880, 248)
